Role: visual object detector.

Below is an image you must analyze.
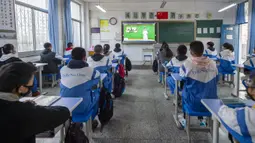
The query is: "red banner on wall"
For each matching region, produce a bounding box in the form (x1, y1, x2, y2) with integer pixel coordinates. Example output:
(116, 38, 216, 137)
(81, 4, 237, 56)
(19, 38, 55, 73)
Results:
(156, 12, 168, 19)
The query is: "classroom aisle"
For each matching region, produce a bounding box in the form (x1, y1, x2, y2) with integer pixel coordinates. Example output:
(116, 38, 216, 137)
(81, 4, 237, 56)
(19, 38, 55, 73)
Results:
(37, 69, 232, 143)
(92, 69, 230, 143)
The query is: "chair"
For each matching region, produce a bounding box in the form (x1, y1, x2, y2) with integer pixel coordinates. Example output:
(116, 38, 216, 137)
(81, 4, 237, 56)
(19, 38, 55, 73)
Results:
(94, 64, 113, 93)
(183, 104, 212, 143)
(166, 66, 181, 94)
(217, 59, 235, 86)
(142, 48, 153, 65)
(42, 73, 58, 87)
(181, 72, 217, 142)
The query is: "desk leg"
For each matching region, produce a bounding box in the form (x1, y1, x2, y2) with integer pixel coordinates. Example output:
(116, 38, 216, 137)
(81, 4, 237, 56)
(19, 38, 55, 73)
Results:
(164, 69, 168, 99)
(212, 117, 219, 143)
(232, 68, 240, 97)
(39, 68, 43, 93)
(173, 80, 182, 129)
(59, 125, 64, 143)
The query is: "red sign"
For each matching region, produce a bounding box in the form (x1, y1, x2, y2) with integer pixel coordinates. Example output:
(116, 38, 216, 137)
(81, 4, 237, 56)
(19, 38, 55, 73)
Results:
(156, 12, 168, 19)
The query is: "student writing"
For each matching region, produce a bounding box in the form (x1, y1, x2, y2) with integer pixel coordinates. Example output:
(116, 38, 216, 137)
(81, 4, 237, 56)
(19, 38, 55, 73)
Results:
(0, 62, 69, 143)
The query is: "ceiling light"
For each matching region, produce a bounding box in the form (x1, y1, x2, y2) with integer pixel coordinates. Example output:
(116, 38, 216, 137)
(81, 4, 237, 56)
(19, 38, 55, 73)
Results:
(96, 5, 106, 13)
(218, 3, 237, 12)
(160, 1, 167, 8)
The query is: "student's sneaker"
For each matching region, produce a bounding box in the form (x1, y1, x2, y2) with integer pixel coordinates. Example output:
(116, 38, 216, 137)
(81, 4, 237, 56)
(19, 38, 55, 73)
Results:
(178, 114, 186, 128)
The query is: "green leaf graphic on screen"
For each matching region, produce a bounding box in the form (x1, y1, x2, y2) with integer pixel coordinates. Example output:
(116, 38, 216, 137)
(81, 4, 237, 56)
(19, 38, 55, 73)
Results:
(123, 24, 155, 41)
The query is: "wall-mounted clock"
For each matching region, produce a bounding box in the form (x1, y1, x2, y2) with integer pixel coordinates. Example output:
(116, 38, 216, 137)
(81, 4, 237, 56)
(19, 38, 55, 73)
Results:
(109, 17, 117, 25)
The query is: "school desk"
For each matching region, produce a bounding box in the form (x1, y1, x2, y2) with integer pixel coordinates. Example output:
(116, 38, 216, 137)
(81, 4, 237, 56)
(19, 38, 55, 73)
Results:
(201, 99, 252, 143)
(231, 64, 245, 97)
(52, 97, 83, 143)
(171, 73, 183, 129)
(34, 63, 48, 93)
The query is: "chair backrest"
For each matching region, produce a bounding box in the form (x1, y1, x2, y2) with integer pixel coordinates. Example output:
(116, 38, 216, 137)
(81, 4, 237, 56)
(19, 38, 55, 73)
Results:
(218, 59, 235, 74)
(60, 72, 100, 115)
(182, 76, 218, 112)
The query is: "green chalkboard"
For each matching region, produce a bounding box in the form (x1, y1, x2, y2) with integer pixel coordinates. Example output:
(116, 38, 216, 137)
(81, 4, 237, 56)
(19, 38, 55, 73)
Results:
(159, 21, 195, 43)
(196, 20, 223, 38)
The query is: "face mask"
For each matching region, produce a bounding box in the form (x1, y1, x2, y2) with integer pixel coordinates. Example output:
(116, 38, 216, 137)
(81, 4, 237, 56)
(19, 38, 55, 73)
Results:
(20, 85, 33, 97)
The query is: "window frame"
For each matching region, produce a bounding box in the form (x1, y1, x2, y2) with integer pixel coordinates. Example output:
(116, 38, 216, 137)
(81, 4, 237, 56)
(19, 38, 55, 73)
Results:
(71, 1, 82, 47)
(15, 1, 48, 58)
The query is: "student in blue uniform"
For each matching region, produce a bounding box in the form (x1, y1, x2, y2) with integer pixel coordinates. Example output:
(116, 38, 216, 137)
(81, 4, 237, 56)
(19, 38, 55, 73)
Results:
(64, 42, 73, 64)
(87, 44, 108, 68)
(0, 44, 40, 96)
(204, 42, 217, 58)
(60, 47, 100, 114)
(179, 41, 218, 126)
(219, 72, 255, 143)
(219, 43, 235, 62)
(103, 44, 113, 65)
(166, 45, 188, 96)
(113, 43, 124, 59)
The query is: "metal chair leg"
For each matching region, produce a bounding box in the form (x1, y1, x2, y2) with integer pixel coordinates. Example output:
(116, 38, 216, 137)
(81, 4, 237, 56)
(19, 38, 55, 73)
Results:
(186, 115, 191, 143)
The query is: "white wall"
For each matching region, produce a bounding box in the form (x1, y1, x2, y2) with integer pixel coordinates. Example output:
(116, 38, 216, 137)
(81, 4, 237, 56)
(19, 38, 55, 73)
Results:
(89, 1, 236, 64)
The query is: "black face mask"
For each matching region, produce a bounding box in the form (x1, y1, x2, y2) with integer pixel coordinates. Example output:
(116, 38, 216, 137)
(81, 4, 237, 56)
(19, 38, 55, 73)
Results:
(20, 85, 33, 97)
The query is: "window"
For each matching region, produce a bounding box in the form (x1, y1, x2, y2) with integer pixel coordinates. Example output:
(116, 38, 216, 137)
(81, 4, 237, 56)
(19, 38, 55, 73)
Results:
(71, 1, 82, 47)
(15, 0, 48, 54)
(244, 2, 249, 23)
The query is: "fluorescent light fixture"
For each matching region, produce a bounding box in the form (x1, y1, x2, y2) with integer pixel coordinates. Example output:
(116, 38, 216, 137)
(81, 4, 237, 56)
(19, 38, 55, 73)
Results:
(96, 5, 106, 13)
(160, 1, 167, 8)
(218, 3, 237, 12)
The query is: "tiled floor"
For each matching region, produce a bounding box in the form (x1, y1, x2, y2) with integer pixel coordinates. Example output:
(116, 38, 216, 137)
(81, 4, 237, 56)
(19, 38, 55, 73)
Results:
(37, 69, 236, 143)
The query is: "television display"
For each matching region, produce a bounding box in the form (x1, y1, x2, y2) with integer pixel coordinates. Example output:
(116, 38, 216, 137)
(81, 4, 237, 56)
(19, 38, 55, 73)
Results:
(122, 22, 156, 44)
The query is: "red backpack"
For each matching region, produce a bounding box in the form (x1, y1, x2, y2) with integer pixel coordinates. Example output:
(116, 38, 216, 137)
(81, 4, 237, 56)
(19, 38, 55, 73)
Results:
(118, 64, 125, 78)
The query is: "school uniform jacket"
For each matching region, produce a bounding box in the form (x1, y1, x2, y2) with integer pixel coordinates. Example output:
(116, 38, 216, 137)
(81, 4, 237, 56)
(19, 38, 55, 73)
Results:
(0, 53, 22, 67)
(64, 47, 73, 63)
(219, 49, 235, 62)
(87, 54, 108, 68)
(204, 49, 217, 58)
(180, 57, 218, 112)
(244, 57, 255, 70)
(166, 56, 188, 73)
(104, 51, 114, 65)
(219, 105, 255, 142)
(60, 60, 100, 115)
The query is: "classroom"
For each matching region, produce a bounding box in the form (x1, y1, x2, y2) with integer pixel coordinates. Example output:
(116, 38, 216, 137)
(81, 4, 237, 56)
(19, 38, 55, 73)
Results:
(0, 0, 255, 143)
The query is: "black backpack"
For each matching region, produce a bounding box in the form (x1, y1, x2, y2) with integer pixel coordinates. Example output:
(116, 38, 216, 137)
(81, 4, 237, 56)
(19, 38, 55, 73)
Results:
(152, 59, 158, 72)
(99, 87, 113, 131)
(65, 122, 89, 143)
(112, 73, 125, 97)
(125, 57, 132, 71)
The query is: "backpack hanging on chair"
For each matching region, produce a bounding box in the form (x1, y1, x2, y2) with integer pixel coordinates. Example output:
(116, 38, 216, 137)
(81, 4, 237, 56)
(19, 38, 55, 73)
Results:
(65, 122, 89, 143)
(98, 86, 114, 131)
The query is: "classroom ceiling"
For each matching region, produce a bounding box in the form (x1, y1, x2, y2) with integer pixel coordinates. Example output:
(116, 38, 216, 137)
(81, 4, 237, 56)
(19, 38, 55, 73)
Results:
(85, 0, 233, 3)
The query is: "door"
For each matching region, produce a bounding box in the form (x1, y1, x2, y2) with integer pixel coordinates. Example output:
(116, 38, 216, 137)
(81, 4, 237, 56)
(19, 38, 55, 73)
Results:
(221, 24, 239, 64)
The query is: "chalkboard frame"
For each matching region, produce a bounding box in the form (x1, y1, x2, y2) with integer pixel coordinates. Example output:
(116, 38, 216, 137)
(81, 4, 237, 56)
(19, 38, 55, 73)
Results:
(158, 20, 196, 44)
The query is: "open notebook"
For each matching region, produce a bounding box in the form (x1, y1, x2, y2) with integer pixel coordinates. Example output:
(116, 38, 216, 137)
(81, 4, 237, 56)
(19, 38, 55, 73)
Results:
(20, 96, 60, 106)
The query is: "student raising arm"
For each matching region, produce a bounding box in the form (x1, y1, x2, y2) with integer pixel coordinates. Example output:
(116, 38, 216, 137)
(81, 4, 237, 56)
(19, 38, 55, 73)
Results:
(0, 62, 70, 143)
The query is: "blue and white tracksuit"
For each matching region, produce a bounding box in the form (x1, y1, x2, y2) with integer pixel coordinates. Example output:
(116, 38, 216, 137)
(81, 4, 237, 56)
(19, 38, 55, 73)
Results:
(87, 54, 108, 68)
(166, 57, 187, 94)
(180, 58, 218, 112)
(60, 60, 100, 116)
(219, 49, 235, 62)
(219, 105, 255, 143)
(204, 49, 217, 58)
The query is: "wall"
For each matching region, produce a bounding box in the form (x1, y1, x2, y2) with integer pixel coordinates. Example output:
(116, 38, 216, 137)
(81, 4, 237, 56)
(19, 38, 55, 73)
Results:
(89, 1, 237, 64)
